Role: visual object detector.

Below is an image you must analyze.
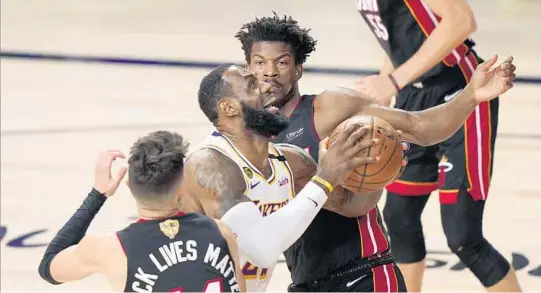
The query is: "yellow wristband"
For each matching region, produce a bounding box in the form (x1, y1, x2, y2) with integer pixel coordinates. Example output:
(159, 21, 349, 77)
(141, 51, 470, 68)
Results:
(311, 176, 334, 193)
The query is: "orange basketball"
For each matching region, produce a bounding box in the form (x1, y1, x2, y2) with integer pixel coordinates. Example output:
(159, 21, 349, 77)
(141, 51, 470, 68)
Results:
(328, 115, 403, 193)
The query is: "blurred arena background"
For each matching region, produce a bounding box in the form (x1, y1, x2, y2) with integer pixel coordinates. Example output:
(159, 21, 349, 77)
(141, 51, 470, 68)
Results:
(1, 0, 540, 291)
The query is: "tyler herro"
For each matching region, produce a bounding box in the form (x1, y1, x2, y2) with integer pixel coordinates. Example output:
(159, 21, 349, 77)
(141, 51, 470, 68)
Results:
(132, 240, 241, 293)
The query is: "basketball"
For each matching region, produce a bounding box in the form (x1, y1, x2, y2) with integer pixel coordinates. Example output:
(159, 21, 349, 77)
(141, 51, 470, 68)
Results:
(328, 115, 403, 193)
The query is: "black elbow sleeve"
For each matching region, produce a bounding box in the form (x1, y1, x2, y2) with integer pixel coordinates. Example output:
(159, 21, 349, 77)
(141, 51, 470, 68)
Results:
(37, 188, 106, 285)
(38, 253, 62, 285)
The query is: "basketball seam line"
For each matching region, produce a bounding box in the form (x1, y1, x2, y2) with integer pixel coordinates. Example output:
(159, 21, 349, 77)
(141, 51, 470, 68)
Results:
(357, 117, 374, 191)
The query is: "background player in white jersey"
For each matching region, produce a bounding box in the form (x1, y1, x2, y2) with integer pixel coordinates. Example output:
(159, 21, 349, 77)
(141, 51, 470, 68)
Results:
(38, 131, 246, 292)
(181, 64, 382, 291)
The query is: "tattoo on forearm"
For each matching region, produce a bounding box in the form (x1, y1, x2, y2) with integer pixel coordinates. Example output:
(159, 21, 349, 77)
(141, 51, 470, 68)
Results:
(193, 149, 249, 218)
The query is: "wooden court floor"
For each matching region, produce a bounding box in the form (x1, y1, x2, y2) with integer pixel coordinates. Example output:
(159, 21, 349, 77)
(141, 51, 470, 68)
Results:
(1, 0, 540, 291)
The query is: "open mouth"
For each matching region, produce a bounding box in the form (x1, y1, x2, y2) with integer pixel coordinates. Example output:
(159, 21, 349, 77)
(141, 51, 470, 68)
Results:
(263, 96, 280, 114)
(264, 105, 280, 114)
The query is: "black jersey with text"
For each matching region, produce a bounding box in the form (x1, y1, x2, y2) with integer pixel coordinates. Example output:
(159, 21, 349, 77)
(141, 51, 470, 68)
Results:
(116, 212, 240, 292)
(355, 0, 476, 84)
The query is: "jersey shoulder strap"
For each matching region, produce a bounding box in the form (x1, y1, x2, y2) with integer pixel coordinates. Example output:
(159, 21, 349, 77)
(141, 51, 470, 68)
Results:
(291, 94, 315, 114)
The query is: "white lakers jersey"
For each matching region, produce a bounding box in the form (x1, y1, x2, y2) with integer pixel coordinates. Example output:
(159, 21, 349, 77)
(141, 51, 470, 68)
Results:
(190, 130, 295, 292)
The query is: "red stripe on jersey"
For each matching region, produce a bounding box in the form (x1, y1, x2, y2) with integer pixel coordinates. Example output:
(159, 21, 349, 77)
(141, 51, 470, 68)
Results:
(357, 214, 374, 257)
(370, 207, 389, 253)
(455, 54, 493, 202)
(403, 0, 469, 66)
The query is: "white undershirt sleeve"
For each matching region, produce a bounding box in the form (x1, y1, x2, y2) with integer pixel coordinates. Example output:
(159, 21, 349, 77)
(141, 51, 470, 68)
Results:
(220, 181, 327, 268)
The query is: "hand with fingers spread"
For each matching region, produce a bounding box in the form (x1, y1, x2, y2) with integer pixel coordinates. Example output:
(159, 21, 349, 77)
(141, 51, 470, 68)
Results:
(94, 150, 128, 197)
(470, 55, 516, 102)
(316, 124, 380, 188)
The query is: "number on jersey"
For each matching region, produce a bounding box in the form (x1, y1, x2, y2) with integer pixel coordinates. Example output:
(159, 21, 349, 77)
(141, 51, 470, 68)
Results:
(169, 278, 223, 292)
(242, 262, 268, 280)
(365, 14, 389, 41)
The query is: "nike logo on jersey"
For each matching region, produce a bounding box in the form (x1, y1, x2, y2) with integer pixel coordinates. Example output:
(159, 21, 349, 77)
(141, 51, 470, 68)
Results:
(308, 198, 318, 208)
(346, 275, 367, 287)
(444, 89, 463, 102)
(250, 181, 261, 189)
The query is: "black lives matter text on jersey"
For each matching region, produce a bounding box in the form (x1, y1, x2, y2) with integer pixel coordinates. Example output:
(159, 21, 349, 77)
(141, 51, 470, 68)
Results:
(131, 240, 240, 293)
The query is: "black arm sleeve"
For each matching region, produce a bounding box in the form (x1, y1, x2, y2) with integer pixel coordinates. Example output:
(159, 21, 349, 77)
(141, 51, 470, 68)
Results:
(38, 188, 107, 285)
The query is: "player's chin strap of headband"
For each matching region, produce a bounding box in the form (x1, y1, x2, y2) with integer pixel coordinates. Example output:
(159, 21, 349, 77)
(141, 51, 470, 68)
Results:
(38, 188, 107, 285)
(220, 181, 327, 268)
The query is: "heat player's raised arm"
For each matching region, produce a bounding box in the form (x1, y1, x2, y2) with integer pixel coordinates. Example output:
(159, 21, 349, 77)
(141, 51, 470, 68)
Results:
(183, 148, 329, 268)
(317, 86, 481, 147)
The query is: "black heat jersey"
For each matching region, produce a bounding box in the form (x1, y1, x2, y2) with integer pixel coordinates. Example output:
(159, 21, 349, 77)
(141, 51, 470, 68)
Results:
(116, 212, 240, 292)
(272, 95, 390, 284)
(355, 0, 475, 84)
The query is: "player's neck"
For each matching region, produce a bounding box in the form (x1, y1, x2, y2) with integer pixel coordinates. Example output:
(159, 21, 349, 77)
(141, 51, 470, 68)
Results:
(219, 126, 271, 175)
(136, 203, 180, 221)
(279, 91, 302, 118)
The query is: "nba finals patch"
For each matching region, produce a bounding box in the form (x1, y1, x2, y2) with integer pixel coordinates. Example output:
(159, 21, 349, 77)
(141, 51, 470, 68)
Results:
(159, 219, 180, 239)
(242, 167, 254, 179)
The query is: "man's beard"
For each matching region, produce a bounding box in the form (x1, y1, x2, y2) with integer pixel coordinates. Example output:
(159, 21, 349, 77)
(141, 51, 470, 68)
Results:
(242, 103, 289, 138)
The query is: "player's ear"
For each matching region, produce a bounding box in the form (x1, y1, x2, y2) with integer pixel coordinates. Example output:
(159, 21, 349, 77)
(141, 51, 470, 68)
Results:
(294, 64, 303, 81)
(218, 97, 241, 118)
(125, 177, 130, 187)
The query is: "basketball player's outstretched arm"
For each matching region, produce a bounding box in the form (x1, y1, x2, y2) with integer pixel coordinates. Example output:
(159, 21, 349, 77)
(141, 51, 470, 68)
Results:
(275, 143, 380, 217)
(318, 55, 516, 146)
(182, 127, 378, 267)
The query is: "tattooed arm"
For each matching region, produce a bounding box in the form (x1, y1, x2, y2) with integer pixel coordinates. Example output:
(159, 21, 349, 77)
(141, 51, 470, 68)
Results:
(182, 148, 249, 219)
(182, 148, 330, 267)
(276, 143, 380, 217)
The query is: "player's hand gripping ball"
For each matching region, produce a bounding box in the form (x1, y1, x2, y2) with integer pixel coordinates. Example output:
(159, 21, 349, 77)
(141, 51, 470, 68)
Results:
(327, 115, 405, 193)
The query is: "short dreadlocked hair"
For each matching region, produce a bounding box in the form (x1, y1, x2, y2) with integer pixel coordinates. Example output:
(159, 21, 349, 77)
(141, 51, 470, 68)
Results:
(235, 12, 317, 65)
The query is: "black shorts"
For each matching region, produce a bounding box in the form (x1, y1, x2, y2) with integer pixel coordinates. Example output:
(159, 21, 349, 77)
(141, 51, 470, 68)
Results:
(386, 53, 499, 204)
(287, 251, 407, 292)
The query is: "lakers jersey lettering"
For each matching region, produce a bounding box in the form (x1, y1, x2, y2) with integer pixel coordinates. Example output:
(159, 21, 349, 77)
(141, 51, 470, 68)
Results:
(253, 199, 290, 217)
(190, 130, 295, 292)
